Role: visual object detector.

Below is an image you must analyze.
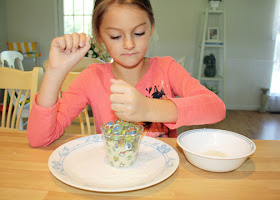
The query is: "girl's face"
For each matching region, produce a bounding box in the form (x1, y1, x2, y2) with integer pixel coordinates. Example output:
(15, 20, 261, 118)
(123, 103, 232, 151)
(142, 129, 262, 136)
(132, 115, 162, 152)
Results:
(99, 4, 154, 68)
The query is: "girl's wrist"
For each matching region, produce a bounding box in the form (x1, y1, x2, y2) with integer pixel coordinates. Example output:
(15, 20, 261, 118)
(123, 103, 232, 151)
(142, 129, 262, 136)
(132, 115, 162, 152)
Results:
(45, 63, 70, 75)
(143, 97, 154, 121)
(144, 98, 178, 123)
(36, 67, 68, 108)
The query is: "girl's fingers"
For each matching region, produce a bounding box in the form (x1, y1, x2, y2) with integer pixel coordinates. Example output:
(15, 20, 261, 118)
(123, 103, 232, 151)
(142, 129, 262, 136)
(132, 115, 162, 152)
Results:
(79, 36, 91, 56)
(110, 79, 127, 85)
(110, 79, 132, 94)
(72, 32, 80, 52)
(110, 93, 131, 104)
(110, 84, 129, 94)
(79, 33, 87, 47)
(64, 34, 73, 54)
(111, 103, 127, 112)
(52, 33, 90, 55)
(53, 36, 66, 52)
(86, 36, 92, 48)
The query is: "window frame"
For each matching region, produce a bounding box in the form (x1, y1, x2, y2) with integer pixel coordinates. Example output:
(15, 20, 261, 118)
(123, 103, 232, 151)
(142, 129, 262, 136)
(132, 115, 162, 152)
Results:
(57, 0, 94, 37)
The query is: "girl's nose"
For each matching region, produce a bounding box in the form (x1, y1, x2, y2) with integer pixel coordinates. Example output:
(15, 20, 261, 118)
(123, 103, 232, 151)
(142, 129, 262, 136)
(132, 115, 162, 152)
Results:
(123, 37, 135, 50)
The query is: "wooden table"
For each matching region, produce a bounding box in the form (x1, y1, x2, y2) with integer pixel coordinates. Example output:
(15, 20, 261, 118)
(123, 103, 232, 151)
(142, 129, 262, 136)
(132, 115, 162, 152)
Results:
(0, 130, 280, 200)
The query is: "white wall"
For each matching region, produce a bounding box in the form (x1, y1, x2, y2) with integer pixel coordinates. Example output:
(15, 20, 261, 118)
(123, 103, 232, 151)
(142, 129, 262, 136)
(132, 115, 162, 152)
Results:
(148, 0, 275, 110)
(224, 0, 275, 110)
(0, 0, 277, 110)
(0, 0, 8, 52)
(149, 0, 206, 66)
(0, 0, 57, 70)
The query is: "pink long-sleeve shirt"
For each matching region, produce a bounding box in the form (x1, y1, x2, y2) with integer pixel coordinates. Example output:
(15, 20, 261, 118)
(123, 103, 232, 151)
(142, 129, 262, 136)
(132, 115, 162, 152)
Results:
(27, 56, 225, 147)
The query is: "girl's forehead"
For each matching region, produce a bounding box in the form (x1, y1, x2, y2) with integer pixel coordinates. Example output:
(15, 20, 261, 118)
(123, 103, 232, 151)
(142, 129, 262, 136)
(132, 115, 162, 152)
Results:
(106, 3, 145, 14)
(101, 4, 151, 29)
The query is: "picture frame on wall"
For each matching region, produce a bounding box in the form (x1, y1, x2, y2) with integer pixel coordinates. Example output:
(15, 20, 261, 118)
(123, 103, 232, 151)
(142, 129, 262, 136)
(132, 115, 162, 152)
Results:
(207, 27, 219, 41)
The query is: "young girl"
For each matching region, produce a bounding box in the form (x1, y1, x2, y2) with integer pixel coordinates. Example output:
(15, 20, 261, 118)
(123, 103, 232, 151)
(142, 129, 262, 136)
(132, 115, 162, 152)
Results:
(27, 0, 225, 147)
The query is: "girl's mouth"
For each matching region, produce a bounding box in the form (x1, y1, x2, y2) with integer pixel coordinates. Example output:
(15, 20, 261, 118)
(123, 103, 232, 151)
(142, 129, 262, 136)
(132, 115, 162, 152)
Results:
(122, 53, 137, 56)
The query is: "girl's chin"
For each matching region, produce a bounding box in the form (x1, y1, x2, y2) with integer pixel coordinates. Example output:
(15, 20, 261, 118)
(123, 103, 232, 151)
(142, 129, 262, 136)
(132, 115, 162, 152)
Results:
(113, 58, 145, 68)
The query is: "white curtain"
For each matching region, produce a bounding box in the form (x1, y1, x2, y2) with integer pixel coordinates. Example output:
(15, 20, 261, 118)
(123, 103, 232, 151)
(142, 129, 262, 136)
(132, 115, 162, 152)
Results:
(273, 0, 280, 40)
(268, 95, 280, 112)
(269, 0, 280, 112)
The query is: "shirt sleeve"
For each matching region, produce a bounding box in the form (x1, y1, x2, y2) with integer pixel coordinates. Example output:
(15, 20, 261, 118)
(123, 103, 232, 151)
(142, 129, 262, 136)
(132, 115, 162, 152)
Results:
(27, 70, 90, 147)
(164, 58, 226, 129)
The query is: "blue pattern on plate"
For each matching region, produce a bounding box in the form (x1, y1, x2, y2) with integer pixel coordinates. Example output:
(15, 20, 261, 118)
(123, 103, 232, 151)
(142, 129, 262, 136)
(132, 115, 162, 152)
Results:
(51, 135, 175, 178)
(51, 135, 103, 176)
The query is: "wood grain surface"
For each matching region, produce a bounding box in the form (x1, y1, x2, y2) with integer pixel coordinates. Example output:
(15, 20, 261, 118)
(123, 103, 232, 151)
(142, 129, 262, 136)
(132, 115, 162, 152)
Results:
(0, 130, 280, 200)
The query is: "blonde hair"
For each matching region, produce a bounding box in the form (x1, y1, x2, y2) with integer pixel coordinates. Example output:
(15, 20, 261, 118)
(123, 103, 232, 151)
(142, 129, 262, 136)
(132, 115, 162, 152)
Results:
(92, 0, 155, 51)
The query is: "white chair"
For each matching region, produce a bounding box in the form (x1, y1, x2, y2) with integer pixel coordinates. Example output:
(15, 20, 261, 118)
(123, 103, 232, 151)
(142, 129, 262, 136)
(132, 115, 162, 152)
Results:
(0, 50, 24, 71)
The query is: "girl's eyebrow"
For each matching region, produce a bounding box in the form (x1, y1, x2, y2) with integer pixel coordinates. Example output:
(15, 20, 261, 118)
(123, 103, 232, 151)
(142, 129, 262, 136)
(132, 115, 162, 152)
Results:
(106, 22, 147, 30)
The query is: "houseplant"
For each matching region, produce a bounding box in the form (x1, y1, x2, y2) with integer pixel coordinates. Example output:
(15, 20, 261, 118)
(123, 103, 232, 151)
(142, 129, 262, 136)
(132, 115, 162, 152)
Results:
(208, 0, 222, 10)
(203, 83, 219, 95)
(87, 40, 111, 62)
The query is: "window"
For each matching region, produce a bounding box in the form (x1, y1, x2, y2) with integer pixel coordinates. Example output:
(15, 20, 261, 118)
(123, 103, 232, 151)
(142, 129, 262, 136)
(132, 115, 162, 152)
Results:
(272, 1, 280, 94)
(63, 0, 94, 36)
(271, 34, 280, 94)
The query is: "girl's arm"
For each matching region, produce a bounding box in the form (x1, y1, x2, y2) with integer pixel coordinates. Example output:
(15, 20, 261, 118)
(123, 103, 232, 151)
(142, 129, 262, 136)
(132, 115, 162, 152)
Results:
(109, 59, 225, 126)
(165, 59, 226, 128)
(37, 33, 91, 108)
(27, 33, 91, 147)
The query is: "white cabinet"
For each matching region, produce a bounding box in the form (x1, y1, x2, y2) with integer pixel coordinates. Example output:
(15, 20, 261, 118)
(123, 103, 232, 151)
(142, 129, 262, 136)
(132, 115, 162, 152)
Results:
(197, 8, 226, 101)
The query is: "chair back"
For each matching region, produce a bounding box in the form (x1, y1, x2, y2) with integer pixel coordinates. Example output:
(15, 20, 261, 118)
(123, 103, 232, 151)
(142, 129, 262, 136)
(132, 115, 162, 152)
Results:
(0, 50, 24, 71)
(43, 57, 105, 72)
(0, 67, 43, 131)
(72, 57, 104, 72)
(61, 72, 96, 135)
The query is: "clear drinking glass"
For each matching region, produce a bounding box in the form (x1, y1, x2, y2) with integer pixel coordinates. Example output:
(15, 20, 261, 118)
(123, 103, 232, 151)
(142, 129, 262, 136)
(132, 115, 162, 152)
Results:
(101, 122, 144, 168)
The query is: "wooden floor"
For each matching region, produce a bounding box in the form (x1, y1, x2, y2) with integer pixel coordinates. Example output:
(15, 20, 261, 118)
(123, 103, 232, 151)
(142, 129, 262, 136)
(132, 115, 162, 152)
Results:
(177, 110, 280, 140)
(64, 110, 280, 140)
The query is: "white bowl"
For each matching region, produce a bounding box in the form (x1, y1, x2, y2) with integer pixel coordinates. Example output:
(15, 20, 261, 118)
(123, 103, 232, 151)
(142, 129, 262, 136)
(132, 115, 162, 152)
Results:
(177, 129, 256, 172)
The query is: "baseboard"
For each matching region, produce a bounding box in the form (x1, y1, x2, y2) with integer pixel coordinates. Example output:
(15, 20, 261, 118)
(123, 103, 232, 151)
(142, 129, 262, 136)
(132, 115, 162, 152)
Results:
(269, 111, 280, 114)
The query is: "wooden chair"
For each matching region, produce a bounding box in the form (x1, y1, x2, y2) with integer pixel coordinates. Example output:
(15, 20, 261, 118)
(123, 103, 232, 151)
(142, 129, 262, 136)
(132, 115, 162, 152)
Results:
(1, 51, 32, 130)
(0, 67, 43, 131)
(43, 57, 105, 72)
(61, 72, 96, 134)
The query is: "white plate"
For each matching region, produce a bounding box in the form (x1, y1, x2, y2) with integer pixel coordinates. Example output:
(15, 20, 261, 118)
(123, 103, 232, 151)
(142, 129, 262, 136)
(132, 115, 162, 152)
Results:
(48, 135, 179, 192)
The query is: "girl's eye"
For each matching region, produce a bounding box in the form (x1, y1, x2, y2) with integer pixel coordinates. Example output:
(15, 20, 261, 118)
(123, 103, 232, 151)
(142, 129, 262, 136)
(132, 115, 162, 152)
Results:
(110, 36, 121, 40)
(134, 32, 145, 36)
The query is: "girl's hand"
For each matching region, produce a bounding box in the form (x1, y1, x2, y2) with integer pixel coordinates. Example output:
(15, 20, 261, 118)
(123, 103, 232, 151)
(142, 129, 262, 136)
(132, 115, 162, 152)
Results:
(48, 33, 91, 73)
(36, 33, 91, 108)
(110, 79, 151, 122)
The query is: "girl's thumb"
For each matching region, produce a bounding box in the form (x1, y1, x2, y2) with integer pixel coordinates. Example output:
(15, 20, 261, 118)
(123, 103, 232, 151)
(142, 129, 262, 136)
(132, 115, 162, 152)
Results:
(79, 36, 91, 56)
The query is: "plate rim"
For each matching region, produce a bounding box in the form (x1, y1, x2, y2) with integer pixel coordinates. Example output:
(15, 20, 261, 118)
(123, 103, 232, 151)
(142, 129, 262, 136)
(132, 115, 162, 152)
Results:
(48, 135, 179, 192)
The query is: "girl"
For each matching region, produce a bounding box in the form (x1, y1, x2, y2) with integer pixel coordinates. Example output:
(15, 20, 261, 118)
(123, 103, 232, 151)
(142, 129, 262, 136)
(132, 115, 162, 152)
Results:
(27, 0, 225, 147)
